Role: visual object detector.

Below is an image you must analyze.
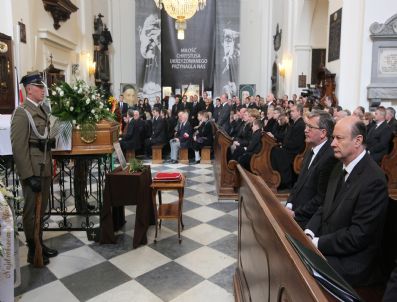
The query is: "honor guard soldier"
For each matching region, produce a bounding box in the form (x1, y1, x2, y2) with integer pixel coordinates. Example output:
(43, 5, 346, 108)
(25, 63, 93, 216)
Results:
(11, 72, 58, 265)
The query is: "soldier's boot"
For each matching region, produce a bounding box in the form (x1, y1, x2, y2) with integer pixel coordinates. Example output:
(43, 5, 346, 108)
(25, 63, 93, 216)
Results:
(40, 232, 58, 258)
(27, 239, 49, 265)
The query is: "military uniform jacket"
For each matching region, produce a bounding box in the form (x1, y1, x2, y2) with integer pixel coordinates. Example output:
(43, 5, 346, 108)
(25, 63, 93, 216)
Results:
(11, 99, 52, 179)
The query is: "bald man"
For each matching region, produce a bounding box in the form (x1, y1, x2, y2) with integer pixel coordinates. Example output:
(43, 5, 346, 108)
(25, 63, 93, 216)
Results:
(305, 116, 388, 287)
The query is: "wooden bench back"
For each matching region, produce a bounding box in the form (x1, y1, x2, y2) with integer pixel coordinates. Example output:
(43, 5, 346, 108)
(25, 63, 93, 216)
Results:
(381, 134, 397, 198)
(249, 132, 281, 193)
(234, 164, 336, 301)
(213, 123, 239, 200)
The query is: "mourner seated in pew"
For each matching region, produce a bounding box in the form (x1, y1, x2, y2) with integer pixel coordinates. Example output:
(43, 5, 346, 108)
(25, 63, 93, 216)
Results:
(120, 109, 144, 156)
(263, 106, 276, 132)
(237, 119, 262, 171)
(366, 106, 393, 165)
(229, 108, 247, 138)
(191, 111, 213, 164)
(285, 110, 338, 229)
(230, 109, 259, 161)
(304, 116, 389, 287)
(168, 111, 192, 164)
(271, 103, 306, 189)
(266, 110, 289, 143)
(144, 107, 168, 157)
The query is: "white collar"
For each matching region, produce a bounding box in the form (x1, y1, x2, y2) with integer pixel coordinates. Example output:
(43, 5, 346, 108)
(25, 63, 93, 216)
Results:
(312, 139, 328, 157)
(376, 120, 385, 127)
(343, 150, 366, 179)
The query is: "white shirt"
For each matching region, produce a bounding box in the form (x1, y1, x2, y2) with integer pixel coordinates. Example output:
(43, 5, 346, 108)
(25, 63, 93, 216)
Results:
(308, 139, 328, 169)
(375, 120, 385, 129)
(285, 139, 328, 210)
(304, 149, 367, 247)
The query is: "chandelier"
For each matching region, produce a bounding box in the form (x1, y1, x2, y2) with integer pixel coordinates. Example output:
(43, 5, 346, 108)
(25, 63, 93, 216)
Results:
(154, 0, 207, 40)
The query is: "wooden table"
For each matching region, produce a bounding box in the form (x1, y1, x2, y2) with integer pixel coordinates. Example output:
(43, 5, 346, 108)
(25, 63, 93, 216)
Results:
(151, 175, 185, 243)
(100, 166, 155, 248)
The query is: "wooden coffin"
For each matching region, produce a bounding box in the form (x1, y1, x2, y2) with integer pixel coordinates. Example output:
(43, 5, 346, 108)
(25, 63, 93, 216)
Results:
(53, 119, 119, 155)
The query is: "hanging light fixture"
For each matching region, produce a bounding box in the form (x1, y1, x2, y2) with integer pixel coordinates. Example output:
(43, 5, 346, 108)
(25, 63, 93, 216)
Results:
(154, 0, 207, 40)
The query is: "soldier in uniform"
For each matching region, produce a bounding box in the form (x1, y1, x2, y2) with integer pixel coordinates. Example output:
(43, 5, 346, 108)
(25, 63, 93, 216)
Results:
(11, 72, 58, 265)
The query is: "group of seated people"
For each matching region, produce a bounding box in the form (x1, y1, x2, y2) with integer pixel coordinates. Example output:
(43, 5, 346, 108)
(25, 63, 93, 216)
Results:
(117, 90, 397, 296)
(212, 92, 397, 295)
(118, 97, 214, 164)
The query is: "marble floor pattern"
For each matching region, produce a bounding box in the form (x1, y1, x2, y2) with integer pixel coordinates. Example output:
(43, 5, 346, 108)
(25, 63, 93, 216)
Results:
(14, 162, 238, 302)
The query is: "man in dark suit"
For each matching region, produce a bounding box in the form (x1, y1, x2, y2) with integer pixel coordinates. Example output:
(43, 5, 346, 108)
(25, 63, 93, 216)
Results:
(120, 109, 143, 154)
(116, 95, 129, 132)
(144, 108, 167, 157)
(305, 116, 389, 287)
(366, 106, 393, 165)
(386, 107, 397, 134)
(192, 111, 213, 164)
(217, 94, 231, 133)
(384, 263, 397, 302)
(271, 104, 306, 188)
(285, 110, 337, 228)
(237, 118, 262, 171)
(171, 96, 180, 119)
(169, 111, 192, 163)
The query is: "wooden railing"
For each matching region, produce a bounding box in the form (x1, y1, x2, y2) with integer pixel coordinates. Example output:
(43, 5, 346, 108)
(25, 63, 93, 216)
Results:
(233, 164, 336, 302)
(213, 123, 239, 200)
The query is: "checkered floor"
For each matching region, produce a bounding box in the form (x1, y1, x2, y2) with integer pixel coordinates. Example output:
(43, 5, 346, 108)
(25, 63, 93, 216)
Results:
(15, 162, 237, 302)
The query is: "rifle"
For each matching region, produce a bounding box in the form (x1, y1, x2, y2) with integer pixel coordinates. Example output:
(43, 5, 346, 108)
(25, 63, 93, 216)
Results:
(33, 190, 43, 267)
(33, 131, 48, 267)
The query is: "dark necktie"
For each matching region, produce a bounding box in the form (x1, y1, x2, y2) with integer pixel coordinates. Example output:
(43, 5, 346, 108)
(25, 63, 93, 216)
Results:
(306, 149, 315, 170)
(335, 169, 348, 198)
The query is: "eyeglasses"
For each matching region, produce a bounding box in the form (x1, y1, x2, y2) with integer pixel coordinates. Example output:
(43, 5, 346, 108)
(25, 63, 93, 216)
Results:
(305, 123, 322, 130)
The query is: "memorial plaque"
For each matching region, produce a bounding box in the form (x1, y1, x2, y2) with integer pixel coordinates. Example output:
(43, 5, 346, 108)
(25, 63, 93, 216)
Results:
(328, 8, 342, 62)
(379, 47, 397, 76)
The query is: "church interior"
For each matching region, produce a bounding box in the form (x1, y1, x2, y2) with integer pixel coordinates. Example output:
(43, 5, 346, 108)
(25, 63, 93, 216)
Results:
(1, 0, 397, 301)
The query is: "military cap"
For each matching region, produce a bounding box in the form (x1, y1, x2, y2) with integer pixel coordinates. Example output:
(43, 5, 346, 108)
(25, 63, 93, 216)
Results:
(20, 71, 45, 87)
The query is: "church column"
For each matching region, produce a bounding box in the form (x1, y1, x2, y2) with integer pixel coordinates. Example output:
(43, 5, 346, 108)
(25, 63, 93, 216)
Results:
(327, 0, 365, 109)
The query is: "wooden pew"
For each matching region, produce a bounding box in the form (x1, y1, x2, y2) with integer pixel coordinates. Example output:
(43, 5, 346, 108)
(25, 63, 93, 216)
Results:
(152, 144, 164, 164)
(213, 123, 239, 200)
(249, 132, 289, 200)
(233, 164, 336, 301)
(381, 134, 397, 199)
(293, 142, 311, 175)
(233, 164, 386, 302)
(200, 146, 212, 164)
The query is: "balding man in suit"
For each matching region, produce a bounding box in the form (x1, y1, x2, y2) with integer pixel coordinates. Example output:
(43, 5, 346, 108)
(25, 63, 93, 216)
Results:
(305, 116, 389, 287)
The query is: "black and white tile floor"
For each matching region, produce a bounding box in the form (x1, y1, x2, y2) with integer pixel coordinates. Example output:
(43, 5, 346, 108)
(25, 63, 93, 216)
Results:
(15, 162, 237, 302)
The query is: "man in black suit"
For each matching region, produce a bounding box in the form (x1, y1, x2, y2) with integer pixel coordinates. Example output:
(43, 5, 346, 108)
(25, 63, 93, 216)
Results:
(217, 94, 231, 133)
(305, 116, 389, 287)
(171, 96, 180, 119)
(237, 118, 262, 171)
(144, 108, 167, 157)
(271, 104, 306, 188)
(169, 111, 192, 163)
(192, 111, 213, 164)
(386, 107, 397, 134)
(285, 110, 337, 228)
(366, 106, 393, 165)
(117, 95, 129, 132)
(120, 109, 143, 154)
(384, 263, 397, 302)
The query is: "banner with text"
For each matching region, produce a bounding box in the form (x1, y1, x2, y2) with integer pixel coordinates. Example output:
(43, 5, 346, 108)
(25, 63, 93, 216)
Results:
(135, 0, 161, 100)
(214, 0, 240, 98)
(161, 1, 216, 96)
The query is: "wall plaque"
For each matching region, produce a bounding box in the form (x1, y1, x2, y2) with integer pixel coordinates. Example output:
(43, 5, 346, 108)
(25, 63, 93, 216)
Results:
(367, 14, 397, 106)
(328, 8, 342, 62)
(378, 47, 397, 76)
